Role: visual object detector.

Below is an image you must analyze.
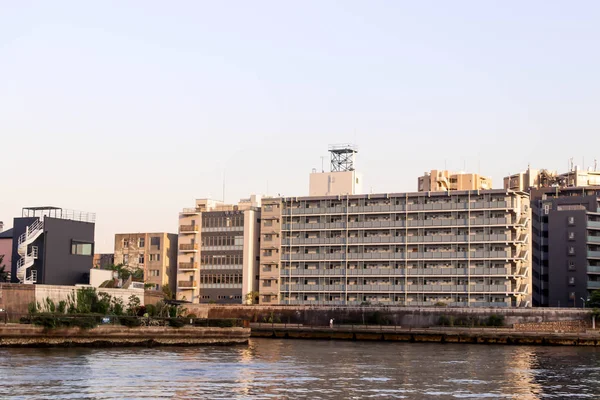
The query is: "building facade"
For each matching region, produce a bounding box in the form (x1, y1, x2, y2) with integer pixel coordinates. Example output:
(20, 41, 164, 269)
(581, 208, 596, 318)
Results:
(176, 197, 261, 304)
(505, 165, 600, 192)
(418, 170, 492, 192)
(0, 228, 13, 279)
(530, 187, 600, 307)
(259, 190, 532, 307)
(93, 253, 114, 268)
(10, 207, 95, 285)
(114, 233, 177, 292)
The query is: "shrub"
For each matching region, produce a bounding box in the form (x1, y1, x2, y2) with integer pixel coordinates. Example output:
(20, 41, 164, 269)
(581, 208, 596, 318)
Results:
(168, 318, 186, 328)
(186, 313, 197, 319)
(118, 316, 142, 328)
(487, 314, 505, 327)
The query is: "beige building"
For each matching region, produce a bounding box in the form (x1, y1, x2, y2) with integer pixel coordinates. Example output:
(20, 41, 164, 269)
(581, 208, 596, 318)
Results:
(309, 144, 362, 196)
(176, 196, 261, 303)
(259, 190, 531, 307)
(504, 165, 600, 191)
(418, 170, 492, 192)
(114, 233, 178, 292)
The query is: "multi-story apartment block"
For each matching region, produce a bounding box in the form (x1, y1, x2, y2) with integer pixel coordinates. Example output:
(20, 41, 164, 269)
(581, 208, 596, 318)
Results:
(176, 196, 261, 303)
(418, 170, 492, 192)
(114, 233, 177, 292)
(259, 190, 532, 307)
(530, 186, 600, 307)
(10, 207, 96, 285)
(505, 165, 600, 192)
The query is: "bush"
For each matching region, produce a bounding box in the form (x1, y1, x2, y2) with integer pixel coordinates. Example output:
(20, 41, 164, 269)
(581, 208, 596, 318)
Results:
(168, 318, 186, 328)
(487, 314, 505, 327)
(186, 313, 197, 319)
(118, 316, 142, 328)
(438, 315, 452, 326)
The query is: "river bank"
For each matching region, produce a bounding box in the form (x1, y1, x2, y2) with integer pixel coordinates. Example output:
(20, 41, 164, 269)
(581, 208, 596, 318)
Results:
(0, 324, 250, 347)
(251, 323, 600, 346)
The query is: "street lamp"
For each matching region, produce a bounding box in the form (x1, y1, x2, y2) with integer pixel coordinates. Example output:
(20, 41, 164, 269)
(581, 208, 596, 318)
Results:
(581, 297, 586, 309)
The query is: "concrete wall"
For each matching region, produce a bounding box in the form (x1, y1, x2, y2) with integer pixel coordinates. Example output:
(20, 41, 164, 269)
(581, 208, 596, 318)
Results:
(89, 269, 114, 287)
(0, 284, 35, 315)
(309, 171, 361, 196)
(183, 304, 593, 328)
(34, 285, 144, 307)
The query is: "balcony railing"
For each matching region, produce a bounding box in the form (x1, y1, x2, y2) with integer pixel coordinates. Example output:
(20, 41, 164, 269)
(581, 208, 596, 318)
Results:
(180, 225, 199, 232)
(178, 262, 199, 270)
(179, 243, 198, 251)
(178, 280, 197, 288)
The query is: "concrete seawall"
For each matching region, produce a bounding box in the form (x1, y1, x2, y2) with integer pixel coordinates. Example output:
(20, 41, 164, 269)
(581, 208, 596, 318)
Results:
(186, 304, 593, 328)
(0, 325, 250, 347)
(251, 324, 600, 346)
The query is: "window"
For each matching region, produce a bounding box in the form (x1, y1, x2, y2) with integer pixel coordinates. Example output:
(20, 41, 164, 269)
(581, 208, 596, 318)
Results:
(139, 254, 145, 264)
(264, 220, 273, 227)
(150, 270, 160, 277)
(150, 237, 161, 249)
(568, 261, 576, 271)
(123, 254, 129, 264)
(543, 204, 550, 215)
(568, 216, 575, 225)
(71, 241, 93, 256)
(139, 238, 145, 248)
(123, 238, 130, 247)
(568, 277, 576, 286)
(568, 232, 576, 241)
(568, 246, 575, 255)
(149, 254, 161, 262)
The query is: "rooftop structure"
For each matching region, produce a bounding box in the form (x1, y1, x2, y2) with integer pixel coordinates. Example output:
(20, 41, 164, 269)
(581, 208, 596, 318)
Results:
(418, 170, 492, 192)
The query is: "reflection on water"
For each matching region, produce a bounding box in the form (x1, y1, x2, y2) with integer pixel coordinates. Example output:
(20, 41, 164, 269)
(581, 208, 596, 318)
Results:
(0, 339, 599, 399)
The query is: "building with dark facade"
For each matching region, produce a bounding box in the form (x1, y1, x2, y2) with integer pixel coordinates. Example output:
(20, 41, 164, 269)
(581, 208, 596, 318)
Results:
(531, 187, 600, 307)
(11, 207, 96, 285)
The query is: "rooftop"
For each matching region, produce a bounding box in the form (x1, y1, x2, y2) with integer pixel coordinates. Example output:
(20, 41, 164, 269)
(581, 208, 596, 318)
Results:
(22, 206, 96, 223)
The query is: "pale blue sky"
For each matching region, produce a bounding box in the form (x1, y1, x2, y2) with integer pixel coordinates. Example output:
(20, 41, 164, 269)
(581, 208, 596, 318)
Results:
(1, 1, 599, 252)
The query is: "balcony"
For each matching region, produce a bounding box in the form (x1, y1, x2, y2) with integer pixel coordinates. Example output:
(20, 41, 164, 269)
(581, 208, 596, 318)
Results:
(588, 236, 600, 244)
(178, 280, 197, 289)
(180, 224, 199, 233)
(589, 221, 600, 229)
(588, 281, 600, 290)
(181, 208, 200, 215)
(179, 243, 198, 252)
(588, 251, 600, 259)
(178, 262, 199, 271)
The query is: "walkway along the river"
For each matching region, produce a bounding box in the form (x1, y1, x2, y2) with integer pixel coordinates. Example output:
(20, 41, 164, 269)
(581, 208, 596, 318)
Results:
(250, 322, 600, 346)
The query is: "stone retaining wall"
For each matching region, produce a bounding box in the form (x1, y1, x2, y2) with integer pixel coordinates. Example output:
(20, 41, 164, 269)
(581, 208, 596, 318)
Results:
(513, 320, 588, 333)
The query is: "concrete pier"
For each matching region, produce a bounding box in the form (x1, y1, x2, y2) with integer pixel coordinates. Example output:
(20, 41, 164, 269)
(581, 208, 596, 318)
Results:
(0, 325, 250, 347)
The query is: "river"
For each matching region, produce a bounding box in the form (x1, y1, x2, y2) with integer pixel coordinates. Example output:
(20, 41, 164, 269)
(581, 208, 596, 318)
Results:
(0, 339, 599, 399)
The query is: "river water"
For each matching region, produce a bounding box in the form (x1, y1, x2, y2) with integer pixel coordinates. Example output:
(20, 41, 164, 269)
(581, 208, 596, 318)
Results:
(1, 339, 599, 399)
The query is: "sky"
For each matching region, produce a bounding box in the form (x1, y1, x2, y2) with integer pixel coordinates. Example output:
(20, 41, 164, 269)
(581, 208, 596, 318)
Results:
(1, 1, 600, 252)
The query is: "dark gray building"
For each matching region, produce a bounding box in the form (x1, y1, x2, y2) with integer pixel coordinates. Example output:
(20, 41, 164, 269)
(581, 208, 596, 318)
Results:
(531, 187, 600, 307)
(11, 207, 96, 286)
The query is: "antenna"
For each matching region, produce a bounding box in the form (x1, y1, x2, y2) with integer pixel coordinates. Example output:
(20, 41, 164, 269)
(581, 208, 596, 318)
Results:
(320, 156, 326, 172)
(222, 170, 225, 203)
(595, 159, 598, 171)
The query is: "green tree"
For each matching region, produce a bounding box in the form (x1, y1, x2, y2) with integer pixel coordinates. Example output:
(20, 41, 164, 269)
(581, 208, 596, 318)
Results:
(588, 291, 600, 308)
(0, 255, 9, 282)
(162, 284, 173, 300)
(245, 291, 260, 305)
(126, 295, 141, 316)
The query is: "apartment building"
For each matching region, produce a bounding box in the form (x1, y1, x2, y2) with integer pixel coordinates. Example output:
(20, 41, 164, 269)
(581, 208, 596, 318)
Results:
(259, 190, 532, 307)
(530, 186, 600, 307)
(176, 196, 261, 304)
(11, 207, 95, 285)
(114, 233, 177, 292)
(418, 170, 492, 192)
(505, 165, 600, 191)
